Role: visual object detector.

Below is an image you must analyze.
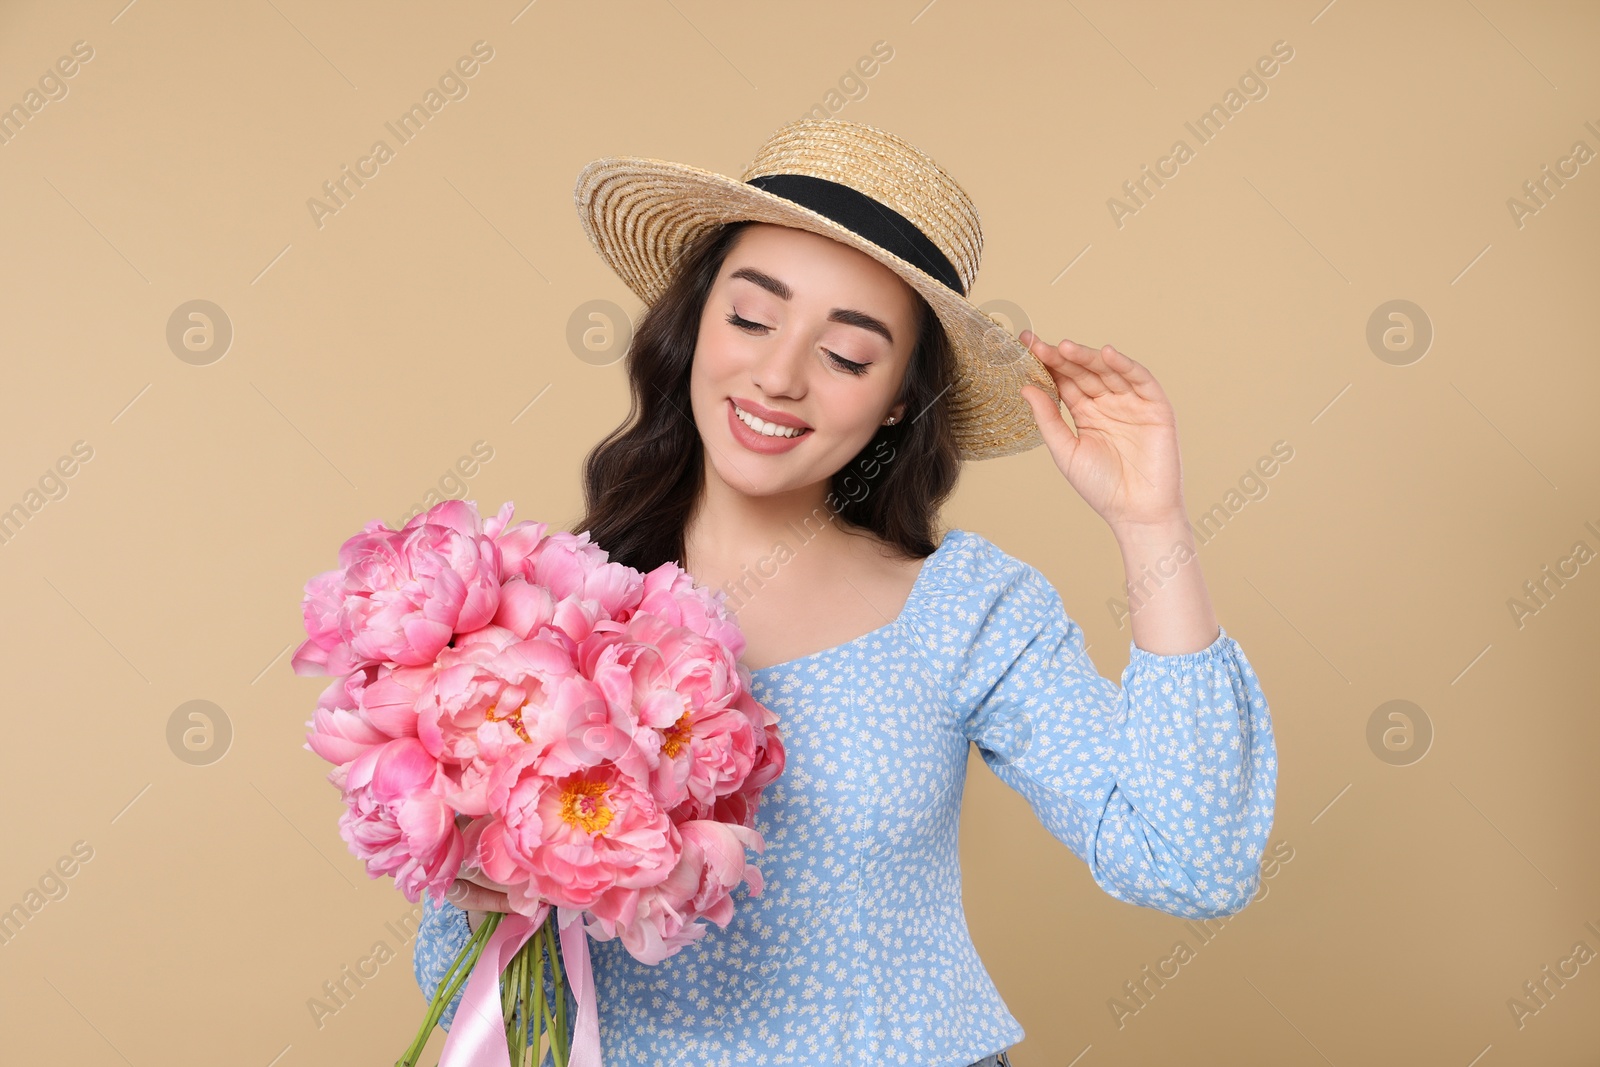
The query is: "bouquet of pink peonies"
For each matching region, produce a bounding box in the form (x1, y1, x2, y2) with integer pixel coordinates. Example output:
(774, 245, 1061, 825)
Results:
(292, 500, 785, 1067)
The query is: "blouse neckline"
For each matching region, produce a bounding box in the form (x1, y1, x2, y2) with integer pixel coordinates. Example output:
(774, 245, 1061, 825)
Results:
(746, 528, 959, 679)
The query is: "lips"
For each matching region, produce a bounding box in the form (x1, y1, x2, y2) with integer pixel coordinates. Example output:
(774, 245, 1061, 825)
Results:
(730, 396, 810, 430)
(726, 398, 810, 454)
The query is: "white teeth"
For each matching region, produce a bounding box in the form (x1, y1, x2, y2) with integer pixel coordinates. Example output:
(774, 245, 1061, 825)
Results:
(733, 403, 805, 438)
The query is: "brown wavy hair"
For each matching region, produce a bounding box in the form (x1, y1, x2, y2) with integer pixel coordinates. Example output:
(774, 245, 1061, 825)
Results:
(572, 220, 962, 575)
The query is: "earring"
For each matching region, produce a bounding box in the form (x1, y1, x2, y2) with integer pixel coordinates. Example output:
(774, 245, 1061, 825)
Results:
(883, 415, 897, 425)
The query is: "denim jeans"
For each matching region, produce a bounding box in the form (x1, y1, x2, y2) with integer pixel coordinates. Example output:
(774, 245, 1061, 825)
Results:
(967, 1050, 1014, 1067)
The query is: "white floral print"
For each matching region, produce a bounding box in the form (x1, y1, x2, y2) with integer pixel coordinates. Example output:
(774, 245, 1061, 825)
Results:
(413, 529, 1278, 1067)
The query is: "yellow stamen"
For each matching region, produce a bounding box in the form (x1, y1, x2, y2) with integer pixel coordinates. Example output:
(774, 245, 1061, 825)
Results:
(661, 710, 693, 758)
(483, 700, 533, 744)
(560, 779, 613, 834)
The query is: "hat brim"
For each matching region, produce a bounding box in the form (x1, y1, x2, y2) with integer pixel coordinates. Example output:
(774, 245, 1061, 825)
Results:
(573, 155, 1059, 461)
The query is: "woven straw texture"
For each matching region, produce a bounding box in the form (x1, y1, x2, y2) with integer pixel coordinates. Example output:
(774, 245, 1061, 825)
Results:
(573, 118, 1059, 461)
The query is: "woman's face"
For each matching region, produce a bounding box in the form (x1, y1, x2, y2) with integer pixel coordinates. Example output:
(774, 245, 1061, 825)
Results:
(688, 222, 921, 498)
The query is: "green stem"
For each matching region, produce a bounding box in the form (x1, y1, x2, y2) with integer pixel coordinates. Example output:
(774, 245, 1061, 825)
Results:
(544, 915, 569, 1067)
(501, 942, 515, 1049)
(520, 934, 535, 1065)
(504, 939, 524, 1052)
(501, 937, 519, 1037)
(529, 931, 548, 1067)
(396, 910, 502, 1067)
(428, 914, 499, 1042)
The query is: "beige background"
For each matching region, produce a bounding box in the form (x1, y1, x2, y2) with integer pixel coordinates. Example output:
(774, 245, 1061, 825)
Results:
(1, 0, 1596, 1064)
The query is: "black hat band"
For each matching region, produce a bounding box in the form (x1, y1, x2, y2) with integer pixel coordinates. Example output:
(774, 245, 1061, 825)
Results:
(743, 173, 966, 296)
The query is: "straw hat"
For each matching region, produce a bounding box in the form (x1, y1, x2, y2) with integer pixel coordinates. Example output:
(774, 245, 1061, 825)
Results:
(571, 118, 1059, 461)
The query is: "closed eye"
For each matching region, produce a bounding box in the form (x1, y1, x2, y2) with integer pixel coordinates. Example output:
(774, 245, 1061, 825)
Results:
(725, 311, 871, 377)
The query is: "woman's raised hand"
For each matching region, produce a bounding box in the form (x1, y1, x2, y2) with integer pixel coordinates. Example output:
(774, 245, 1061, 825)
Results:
(1015, 330, 1186, 536)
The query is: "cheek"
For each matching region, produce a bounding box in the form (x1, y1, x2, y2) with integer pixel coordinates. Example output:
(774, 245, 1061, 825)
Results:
(688, 329, 742, 428)
(812, 383, 876, 431)
(692, 321, 741, 379)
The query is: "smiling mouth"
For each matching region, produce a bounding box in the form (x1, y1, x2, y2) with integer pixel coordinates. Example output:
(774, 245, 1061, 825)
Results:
(730, 400, 811, 439)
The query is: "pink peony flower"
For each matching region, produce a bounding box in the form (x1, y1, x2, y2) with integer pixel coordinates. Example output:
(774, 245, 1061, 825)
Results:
(648, 700, 755, 813)
(585, 820, 765, 965)
(291, 501, 506, 676)
(626, 611, 743, 712)
(635, 562, 746, 658)
(474, 752, 678, 914)
(736, 691, 786, 794)
(507, 529, 644, 621)
(304, 666, 389, 770)
(490, 574, 561, 641)
(671, 710, 786, 828)
(337, 737, 464, 905)
(296, 499, 788, 982)
(416, 631, 617, 817)
(304, 664, 434, 789)
(579, 626, 686, 731)
(354, 664, 434, 739)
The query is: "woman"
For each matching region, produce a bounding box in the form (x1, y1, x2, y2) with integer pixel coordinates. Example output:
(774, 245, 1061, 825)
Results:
(413, 119, 1278, 1067)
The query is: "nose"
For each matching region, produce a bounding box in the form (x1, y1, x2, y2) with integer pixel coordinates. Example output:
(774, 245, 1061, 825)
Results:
(749, 326, 810, 400)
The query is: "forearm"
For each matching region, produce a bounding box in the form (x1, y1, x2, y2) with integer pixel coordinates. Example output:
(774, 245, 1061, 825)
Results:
(1112, 515, 1219, 656)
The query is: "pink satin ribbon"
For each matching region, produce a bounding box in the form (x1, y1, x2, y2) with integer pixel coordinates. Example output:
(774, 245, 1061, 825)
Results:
(437, 905, 602, 1067)
(557, 906, 601, 1067)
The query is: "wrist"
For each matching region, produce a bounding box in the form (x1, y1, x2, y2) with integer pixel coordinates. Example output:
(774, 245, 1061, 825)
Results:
(1112, 511, 1191, 546)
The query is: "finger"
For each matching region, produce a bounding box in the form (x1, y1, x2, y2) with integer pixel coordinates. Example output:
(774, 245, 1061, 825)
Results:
(1020, 382, 1080, 466)
(1075, 342, 1152, 396)
(447, 877, 510, 913)
(1041, 359, 1094, 416)
(457, 859, 521, 895)
(1062, 341, 1135, 395)
(1024, 331, 1152, 398)
(459, 870, 512, 893)
(1028, 335, 1109, 398)
(1020, 337, 1095, 413)
(1095, 344, 1167, 403)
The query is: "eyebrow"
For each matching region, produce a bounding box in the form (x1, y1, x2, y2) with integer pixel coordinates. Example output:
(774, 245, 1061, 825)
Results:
(728, 266, 895, 346)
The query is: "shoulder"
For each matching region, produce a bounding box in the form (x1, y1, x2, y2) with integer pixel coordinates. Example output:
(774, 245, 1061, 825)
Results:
(910, 528, 1064, 638)
(902, 529, 1068, 698)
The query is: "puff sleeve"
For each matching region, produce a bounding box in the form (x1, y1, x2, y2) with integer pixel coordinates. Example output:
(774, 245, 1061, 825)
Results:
(949, 547, 1278, 919)
(412, 894, 473, 1031)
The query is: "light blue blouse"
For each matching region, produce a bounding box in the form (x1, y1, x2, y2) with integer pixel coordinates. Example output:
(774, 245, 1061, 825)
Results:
(413, 527, 1279, 1066)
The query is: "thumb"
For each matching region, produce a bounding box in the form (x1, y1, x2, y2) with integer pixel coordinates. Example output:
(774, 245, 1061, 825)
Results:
(1020, 384, 1078, 465)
